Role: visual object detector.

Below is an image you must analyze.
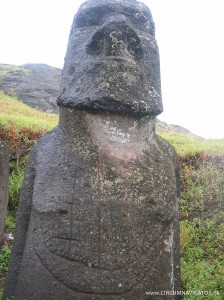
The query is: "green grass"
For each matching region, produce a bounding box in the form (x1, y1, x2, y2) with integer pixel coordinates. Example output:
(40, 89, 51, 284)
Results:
(0, 246, 11, 271)
(159, 130, 224, 157)
(0, 245, 12, 300)
(0, 91, 58, 132)
(179, 153, 224, 299)
(180, 158, 224, 217)
(0, 63, 31, 77)
(0, 91, 224, 298)
(8, 161, 24, 211)
(180, 216, 224, 299)
(5, 213, 16, 233)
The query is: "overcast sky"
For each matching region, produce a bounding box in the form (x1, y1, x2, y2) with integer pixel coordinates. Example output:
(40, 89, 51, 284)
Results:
(1, 0, 224, 139)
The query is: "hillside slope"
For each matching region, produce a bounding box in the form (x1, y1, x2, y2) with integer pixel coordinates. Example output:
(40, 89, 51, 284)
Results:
(0, 63, 61, 113)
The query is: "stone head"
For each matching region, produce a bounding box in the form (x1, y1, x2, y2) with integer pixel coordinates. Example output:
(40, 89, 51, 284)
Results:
(58, 0, 163, 117)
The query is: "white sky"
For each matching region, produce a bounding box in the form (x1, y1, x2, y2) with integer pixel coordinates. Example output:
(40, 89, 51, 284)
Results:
(0, 0, 224, 139)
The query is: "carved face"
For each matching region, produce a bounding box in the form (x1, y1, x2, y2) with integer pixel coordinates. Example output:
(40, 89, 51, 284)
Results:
(58, 0, 163, 117)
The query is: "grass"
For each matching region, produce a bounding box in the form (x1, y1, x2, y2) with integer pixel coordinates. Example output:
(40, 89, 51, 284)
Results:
(180, 157, 224, 217)
(0, 247, 11, 271)
(8, 161, 24, 211)
(0, 91, 224, 298)
(0, 63, 31, 76)
(180, 217, 224, 299)
(0, 246, 12, 300)
(159, 130, 224, 157)
(0, 91, 58, 132)
(179, 152, 224, 299)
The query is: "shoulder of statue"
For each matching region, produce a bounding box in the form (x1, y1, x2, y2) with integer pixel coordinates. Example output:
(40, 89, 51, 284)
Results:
(154, 134, 179, 167)
(25, 126, 60, 164)
(34, 126, 60, 150)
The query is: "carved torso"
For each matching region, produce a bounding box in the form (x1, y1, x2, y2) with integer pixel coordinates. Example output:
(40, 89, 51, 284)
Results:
(14, 110, 179, 299)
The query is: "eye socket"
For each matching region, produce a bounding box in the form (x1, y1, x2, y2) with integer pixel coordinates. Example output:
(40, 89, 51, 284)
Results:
(86, 30, 104, 55)
(127, 29, 143, 59)
(74, 7, 108, 28)
(74, 11, 101, 28)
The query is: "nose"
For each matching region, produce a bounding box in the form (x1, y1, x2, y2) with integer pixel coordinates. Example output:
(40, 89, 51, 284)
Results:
(86, 14, 143, 59)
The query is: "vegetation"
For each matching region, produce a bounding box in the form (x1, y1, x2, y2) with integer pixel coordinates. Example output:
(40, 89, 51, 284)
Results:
(180, 161, 223, 299)
(0, 92, 223, 299)
(160, 130, 224, 157)
(0, 247, 11, 271)
(0, 245, 11, 299)
(0, 91, 57, 132)
(0, 63, 31, 77)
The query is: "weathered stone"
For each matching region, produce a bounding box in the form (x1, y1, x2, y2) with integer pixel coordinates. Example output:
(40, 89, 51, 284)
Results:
(58, 0, 162, 117)
(0, 139, 9, 245)
(4, 0, 180, 299)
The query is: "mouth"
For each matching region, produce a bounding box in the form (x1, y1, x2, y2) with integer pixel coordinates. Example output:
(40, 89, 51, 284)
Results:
(110, 56, 136, 63)
(90, 55, 137, 66)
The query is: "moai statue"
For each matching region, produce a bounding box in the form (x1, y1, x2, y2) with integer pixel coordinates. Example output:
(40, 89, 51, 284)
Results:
(4, 0, 180, 299)
(0, 138, 9, 245)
